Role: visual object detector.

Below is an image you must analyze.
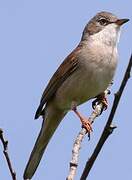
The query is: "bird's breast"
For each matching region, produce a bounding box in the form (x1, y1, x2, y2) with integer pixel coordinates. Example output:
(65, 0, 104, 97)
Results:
(54, 45, 118, 111)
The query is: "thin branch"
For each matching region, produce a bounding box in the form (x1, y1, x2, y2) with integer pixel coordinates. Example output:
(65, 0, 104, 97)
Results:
(0, 128, 16, 180)
(66, 88, 110, 180)
(80, 54, 132, 180)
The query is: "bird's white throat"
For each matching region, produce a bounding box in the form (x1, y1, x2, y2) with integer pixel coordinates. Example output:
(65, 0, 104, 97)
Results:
(91, 23, 121, 47)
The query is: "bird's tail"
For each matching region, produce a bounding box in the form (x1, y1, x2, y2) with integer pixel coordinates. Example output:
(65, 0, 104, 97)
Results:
(23, 108, 66, 179)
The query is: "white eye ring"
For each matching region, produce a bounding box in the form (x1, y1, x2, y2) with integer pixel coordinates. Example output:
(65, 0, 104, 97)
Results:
(98, 18, 109, 26)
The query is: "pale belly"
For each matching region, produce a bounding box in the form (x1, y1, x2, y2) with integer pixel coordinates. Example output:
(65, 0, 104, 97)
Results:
(54, 49, 117, 111)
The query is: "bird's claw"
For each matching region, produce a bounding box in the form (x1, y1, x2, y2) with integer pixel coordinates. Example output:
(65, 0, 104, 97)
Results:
(101, 97, 108, 110)
(72, 107, 93, 140)
(81, 119, 93, 133)
(92, 94, 108, 114)
(92, 98, 99, 109)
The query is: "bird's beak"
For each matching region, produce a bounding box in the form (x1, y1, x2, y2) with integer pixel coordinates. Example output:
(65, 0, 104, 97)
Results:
(115, 18, 129, 26)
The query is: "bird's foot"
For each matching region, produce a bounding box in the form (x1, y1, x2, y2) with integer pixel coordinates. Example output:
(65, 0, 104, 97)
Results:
(72, 107, 93, 135)
(92, 93, 108, 114)
(80, 118, 93, 133)
(81, 117, 93, 140)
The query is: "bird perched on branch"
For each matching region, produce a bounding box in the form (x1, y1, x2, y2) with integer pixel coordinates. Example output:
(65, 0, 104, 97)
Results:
(24, 11, 129, 179)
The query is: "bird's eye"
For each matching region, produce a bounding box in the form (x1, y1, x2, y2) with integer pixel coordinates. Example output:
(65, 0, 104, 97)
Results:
(98, 18, 108, 26)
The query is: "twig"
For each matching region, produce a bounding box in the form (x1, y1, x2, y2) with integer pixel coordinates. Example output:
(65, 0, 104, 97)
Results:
(80, 54, 132, 180)
(66, 88, 111, 180)
(0, 128, 16, 180)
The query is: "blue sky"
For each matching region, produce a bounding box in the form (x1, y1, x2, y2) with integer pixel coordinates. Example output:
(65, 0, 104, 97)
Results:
(0, 1, 131, 180)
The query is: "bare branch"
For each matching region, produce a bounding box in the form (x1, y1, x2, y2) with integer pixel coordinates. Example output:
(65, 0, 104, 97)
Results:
(0, 128, 16, 180)
(66, 88, 110, 180)
(80, 54, 132, 180)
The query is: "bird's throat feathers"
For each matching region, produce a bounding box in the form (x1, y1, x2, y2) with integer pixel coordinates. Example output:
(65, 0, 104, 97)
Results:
(90, 23, 121, 47)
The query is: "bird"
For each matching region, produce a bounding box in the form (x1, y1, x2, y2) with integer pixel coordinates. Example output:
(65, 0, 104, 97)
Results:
(23, 11, 129, 179)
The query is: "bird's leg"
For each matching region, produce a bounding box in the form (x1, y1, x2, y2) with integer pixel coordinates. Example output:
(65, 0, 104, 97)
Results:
(92, 92, 108, 113)
(72, 106, 93, 134)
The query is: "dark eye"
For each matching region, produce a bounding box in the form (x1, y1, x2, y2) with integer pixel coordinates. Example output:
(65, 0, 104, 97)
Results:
(98, 18, 109, 26)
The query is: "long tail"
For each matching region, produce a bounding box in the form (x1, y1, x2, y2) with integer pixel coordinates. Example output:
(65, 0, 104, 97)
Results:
(23, 108, 66, 179)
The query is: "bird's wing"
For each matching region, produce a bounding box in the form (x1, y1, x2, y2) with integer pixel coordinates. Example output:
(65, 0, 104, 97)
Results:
(35, 46, 81, 119)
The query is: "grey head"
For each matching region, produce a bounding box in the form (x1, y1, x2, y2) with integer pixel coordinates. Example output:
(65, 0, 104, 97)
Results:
(81, 11, 129, 43)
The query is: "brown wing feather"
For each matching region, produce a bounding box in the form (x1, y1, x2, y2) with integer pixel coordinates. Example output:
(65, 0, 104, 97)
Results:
(35, 46, 81, 119)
